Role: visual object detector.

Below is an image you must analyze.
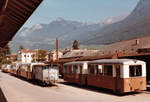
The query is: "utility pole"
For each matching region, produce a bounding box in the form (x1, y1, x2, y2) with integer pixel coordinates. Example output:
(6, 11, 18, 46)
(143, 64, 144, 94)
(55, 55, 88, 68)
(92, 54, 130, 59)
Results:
(56, 38, 59, 63)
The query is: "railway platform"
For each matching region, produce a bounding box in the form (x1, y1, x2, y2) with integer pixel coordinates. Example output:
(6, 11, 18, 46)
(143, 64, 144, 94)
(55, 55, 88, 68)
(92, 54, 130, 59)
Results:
(1, 71, 150, 102)
(0, 87, 7, 102)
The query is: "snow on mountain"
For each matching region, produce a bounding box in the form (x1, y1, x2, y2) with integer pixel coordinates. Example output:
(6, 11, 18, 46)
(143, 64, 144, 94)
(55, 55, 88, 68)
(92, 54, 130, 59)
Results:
(32, 24, 43, 30)
(10, 15, 124, 52)
(19, 24, 44, 37)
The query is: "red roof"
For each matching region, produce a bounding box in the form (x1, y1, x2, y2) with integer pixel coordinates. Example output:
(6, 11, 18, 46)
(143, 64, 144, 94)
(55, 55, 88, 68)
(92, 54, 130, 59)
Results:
(97, 35, 150, 57)
(61, 50, 99, 59)
(20, 49, 37, 53)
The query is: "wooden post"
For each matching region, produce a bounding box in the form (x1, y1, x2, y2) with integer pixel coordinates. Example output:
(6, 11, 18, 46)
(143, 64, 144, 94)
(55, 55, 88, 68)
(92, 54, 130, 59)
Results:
(56, 38, 59, 63)
(56, 38, 60, 76)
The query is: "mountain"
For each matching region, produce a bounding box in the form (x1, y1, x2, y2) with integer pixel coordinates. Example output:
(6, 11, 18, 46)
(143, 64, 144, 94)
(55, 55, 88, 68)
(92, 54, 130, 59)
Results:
(85, 0, 150, 44)
(10, 0, 149, 53)
(10, 16, 125, 52)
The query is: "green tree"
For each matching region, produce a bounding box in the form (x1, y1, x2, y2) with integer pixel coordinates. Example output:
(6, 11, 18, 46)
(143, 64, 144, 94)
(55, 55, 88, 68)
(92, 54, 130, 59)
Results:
(1, 57, 11, 64)
(19, 45, 24, 50)
(36, 50, 47, 62)
(72, 40, 79, 50)
(0, 44, 11, 65)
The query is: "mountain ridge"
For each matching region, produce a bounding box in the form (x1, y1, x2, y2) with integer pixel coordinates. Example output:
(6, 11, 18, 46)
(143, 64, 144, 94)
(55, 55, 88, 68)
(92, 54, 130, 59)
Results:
(85, 0, 150, 44)
(10, 0, 150, 53)
(10, 16, 126, 52)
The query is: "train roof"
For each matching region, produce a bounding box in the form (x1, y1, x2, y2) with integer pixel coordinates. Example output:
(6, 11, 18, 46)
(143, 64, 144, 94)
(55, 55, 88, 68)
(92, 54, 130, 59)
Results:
(64, 61, 89, 65)
(64, 59, 145, 65)
(30, 62, 45, 66)
(18, 62, 45, 66)
(89, 59, 145, 65)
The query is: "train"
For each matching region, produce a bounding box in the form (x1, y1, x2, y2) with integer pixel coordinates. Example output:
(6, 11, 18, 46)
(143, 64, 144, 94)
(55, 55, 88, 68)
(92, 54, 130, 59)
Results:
(1, 64, 12, 73)
(1, 58, 147, 94)
(63, 59, 146, 93)
(10, 62, 59, 85)
(32, 64, 58, 84)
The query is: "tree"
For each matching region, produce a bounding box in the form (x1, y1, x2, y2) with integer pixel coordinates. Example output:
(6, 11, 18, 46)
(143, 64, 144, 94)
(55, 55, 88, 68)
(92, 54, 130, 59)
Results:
(72, 40, 79, 50)
(36, 50, 47, 62)
(1, 57, 11, 64)
(19, 45, 24, 50)
(0, 44, 11, 65)
(3, 44, 11, 55)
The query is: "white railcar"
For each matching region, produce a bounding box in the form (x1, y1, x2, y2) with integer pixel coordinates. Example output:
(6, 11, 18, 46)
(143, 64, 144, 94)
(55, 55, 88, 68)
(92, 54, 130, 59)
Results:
(33, 64, 58, 84)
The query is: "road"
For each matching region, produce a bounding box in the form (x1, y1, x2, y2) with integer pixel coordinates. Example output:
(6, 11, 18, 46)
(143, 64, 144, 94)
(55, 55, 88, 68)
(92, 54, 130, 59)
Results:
(0, 71, 150, 102)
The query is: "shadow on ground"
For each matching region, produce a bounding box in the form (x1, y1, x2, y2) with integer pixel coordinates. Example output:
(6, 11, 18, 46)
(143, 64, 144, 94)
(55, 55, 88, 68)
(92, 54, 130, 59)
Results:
(0, 88, 7, 102)
(58, 81, 143, 97)
(10, 74, 58, 87)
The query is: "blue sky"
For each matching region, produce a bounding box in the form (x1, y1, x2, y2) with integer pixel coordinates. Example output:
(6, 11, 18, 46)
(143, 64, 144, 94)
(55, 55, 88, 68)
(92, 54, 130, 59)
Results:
(24, 0, 139, 27)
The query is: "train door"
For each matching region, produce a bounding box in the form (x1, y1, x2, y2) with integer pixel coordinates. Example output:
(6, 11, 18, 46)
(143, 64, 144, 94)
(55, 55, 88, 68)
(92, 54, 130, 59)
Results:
(79, 65, 83, 85)
(49, 65, 58, 82)
(115, 65, 121, 92)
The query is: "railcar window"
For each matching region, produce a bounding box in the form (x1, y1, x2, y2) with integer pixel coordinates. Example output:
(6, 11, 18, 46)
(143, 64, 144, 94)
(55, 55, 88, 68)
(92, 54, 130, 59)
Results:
(88, 65, 95, 74)
(104, 65, 113, 76)
(42, 66, 45, 70)
(27, 66, 30, 71)
(64, 66, 68, 74)
(21, 65, 29, 71)
(45, 66, 49, 69)
(88, 64, 99, 74)
(79, 65, 82, 74)
(129, 65, 142, 77)
(73, 65, 78, 74)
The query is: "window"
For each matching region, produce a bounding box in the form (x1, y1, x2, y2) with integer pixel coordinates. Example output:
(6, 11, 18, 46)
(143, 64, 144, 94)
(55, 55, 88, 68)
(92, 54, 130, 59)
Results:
(88, 65, 95, 74)
(104, 65, 113, 76)
(64, 66, 68, 74)
(129, 65, 142, 77)
(88, 64, 99, 74)
(21, 65, 30, 71)
(42, 66, 45, 70)
(44, 65, 49, 69)
(78, 65, 82, 74)
(73, 65, 78, 74)
(31, 54, 35, 58)
(27, 66, 30, 71)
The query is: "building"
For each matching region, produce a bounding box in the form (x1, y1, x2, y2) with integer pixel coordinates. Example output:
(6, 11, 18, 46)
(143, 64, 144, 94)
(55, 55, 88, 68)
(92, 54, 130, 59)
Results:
(94, 36, 150, 81)
(58, 36, 150, 81)
(48, 50, 63, 62)
(6, 54, 17, 62)
(17, 49, 37, 63)
(61, 49, 99, 60)
(58, 49, 99, 76)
